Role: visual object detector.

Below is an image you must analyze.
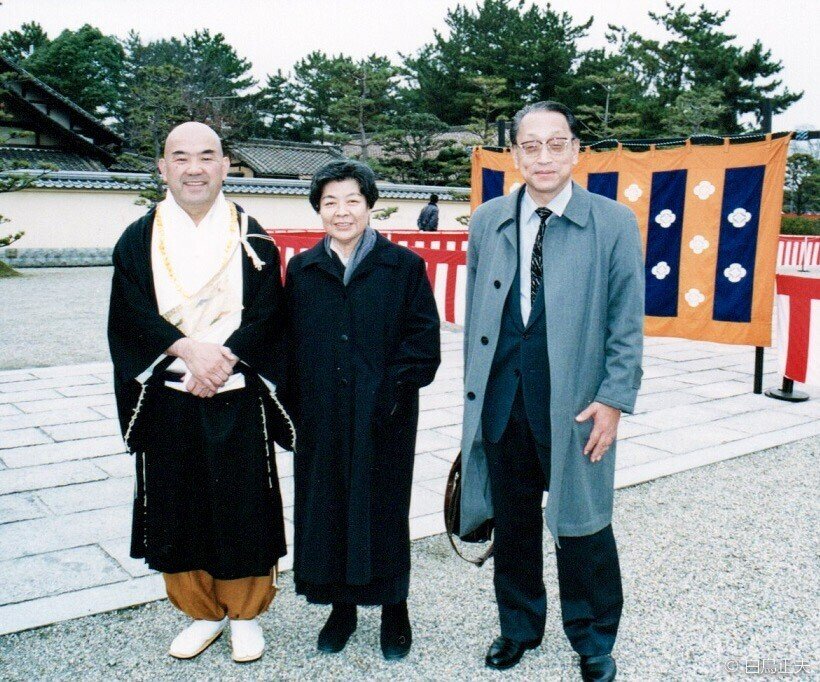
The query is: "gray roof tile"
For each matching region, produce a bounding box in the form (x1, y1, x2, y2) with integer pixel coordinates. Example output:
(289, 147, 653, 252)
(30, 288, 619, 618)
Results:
(230, 140, 344, 177)
(0, 147, 107, 172)
(25, 170, 469, 201)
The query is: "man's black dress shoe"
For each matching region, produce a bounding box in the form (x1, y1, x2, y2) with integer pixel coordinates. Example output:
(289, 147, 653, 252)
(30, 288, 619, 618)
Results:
(485, 635, 541, 670)
(317, 604, 357, 653)
(580, 654, 617, 681)
(380, 601, 412, 660)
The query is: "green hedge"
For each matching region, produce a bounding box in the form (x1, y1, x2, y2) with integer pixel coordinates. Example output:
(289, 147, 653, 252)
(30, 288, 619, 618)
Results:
(781, 215, 820, 236)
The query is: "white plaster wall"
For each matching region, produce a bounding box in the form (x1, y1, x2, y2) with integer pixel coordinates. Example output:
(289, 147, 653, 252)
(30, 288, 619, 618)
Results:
(5, 190, 147, 248)
(4, 188, 470, 249)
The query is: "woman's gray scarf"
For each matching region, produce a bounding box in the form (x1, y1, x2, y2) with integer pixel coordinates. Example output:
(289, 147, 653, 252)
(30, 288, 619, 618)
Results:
(324, 226, 378, 285)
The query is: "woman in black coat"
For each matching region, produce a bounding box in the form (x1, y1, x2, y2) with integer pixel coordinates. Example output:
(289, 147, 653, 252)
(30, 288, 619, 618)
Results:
(284, 160, 440, 660)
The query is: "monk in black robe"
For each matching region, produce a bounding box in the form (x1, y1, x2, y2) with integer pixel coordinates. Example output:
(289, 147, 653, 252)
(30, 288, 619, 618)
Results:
(108, 122, 293, 663)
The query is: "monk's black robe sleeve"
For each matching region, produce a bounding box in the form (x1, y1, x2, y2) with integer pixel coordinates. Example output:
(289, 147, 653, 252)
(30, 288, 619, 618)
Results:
(224, 227, 286, 385)
(108, 213, 184, 434)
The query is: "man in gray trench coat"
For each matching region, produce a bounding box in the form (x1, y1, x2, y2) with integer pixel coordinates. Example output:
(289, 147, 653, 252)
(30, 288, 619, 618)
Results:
(460, 101, 644, 680)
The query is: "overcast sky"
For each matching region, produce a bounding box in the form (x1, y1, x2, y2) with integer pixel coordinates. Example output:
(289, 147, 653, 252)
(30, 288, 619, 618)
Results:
(2, 0, 815, 131)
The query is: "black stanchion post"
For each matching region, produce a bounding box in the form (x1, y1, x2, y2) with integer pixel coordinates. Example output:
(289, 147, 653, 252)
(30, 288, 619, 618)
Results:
(753, 100, 774, 395)
(766, 376, 810, 402)
(754, 347, 764, 394)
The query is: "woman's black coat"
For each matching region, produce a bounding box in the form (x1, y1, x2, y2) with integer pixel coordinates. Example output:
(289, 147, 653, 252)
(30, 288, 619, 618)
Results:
(284, 234, 440, 587)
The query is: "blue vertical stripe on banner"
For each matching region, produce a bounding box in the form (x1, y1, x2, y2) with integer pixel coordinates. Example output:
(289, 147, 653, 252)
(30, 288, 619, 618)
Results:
(481, 169, 505, 204)
(644, 169, 687, 317)
(587, 172, 619, 201)
(713, 165, 764, 322)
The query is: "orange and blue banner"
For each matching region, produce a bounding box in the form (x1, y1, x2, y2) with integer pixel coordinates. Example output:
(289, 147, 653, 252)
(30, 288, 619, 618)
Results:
(471, 136, 791, 346)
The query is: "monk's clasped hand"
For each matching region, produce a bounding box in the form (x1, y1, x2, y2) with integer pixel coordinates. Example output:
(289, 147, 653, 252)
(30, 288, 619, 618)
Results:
(170, 338, 238, 396)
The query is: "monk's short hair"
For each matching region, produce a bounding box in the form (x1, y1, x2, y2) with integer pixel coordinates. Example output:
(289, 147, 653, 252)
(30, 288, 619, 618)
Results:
(309, 160, 379, 211)
(510, 101, 580, 144)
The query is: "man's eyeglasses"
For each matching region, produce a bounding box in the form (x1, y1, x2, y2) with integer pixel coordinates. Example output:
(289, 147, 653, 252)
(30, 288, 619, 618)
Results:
(517, 138, 575, 157)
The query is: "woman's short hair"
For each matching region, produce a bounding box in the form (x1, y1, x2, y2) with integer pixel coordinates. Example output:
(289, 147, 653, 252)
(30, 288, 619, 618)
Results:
(309, 160, 379, 211)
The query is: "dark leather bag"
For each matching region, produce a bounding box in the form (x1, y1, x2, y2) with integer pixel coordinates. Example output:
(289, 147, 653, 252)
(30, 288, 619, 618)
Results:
(444, 451, 494, 566)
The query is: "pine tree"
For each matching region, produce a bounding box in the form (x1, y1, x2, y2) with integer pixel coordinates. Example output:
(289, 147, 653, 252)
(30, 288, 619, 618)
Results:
(608, 2, 802, 135)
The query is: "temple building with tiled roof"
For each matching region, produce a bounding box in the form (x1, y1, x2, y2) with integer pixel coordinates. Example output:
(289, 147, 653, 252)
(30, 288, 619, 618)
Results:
(0, 54, 348, 180)
(0, 54, 123, 170)
(0, 58, 468, 267)
(228, 139, 345, 179)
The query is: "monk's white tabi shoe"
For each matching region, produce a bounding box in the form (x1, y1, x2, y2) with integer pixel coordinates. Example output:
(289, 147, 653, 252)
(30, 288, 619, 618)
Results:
(168, 616, 228, 659)
(230, 618, 265, 663)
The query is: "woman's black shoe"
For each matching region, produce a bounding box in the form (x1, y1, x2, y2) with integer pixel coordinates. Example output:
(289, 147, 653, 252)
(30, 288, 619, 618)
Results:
(380, 601, 412, 660)
(317, 604, 357, 653)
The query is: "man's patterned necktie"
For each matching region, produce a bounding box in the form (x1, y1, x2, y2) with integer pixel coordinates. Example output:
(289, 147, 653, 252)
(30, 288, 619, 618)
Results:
(531, 207, 552, 302)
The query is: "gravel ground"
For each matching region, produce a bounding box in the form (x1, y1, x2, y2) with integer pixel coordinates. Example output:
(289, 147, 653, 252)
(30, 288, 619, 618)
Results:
(1, 437, 817, 681)
(0, 267, 112, 370)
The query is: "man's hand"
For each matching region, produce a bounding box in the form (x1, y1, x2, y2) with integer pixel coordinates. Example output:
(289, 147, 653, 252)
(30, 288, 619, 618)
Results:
(167, 338, 238, 397)
(184, 375, 218, 399)
(575, 401, 621, 463)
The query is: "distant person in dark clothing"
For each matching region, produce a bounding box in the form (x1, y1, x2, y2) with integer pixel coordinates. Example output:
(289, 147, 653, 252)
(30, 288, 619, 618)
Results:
(417, 194, 439, 231)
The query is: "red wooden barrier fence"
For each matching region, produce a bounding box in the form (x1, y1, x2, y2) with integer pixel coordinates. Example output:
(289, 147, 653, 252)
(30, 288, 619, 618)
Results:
(267, 230, 818, 325)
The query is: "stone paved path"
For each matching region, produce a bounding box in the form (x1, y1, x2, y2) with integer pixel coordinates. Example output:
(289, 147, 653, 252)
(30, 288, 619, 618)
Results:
(0, 330, 817, 634)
